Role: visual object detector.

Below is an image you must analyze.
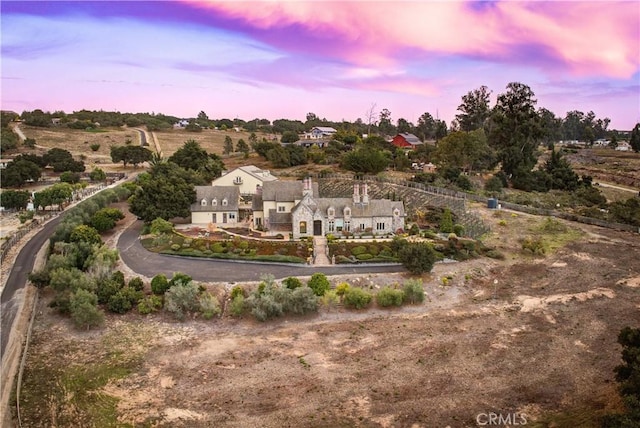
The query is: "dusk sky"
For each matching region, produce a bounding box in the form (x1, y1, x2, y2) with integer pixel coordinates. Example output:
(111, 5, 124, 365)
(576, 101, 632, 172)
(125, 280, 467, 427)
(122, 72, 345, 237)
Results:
(2, 1, 639, 129)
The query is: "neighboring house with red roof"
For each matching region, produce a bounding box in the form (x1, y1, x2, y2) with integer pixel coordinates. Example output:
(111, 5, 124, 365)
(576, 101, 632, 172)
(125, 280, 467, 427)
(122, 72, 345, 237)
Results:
(392, 133, 423, 149)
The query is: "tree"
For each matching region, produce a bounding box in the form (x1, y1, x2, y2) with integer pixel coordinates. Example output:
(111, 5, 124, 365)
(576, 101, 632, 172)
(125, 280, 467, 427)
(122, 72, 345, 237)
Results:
(110, 145, 152, 168)
(439, 208, 454, 233)
(129, 162, 198, 222)
(44, 148, 84, 172)
(89, 167, 107, 182)
(416, 112, 436, 141)
(281, 131, 299, 144)
(456, 85, 492, 132)
(630, 123, 640, 153)
(398, 242, 438, 274)
(0, 190, 31, 210)
(544, 149, 579, 191)
(70, 289, 104, 329)
(341, 147, 390, 174)
(1, 159, 42, 187)
(378, 108, 394, 136)
(59, 171, 81, 184)
(90, 208, 125, 232)
(168, 140, 224, 182)
(396, 118, 413, 134)
(435, 129, 494, 173)
(307, 273, 330, 296)
(489, 82, 542, 178)
(236, 138, 250, 157)
(601, 327, 640, 427)
(33, 183, 73, 210)
(223, 136, 234, 154)
(70, 225, 102, 245)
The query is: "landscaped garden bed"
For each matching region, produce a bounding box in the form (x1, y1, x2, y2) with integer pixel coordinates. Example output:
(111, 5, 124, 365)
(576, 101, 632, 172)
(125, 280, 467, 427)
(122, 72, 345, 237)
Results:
(141, 231, 312, 263)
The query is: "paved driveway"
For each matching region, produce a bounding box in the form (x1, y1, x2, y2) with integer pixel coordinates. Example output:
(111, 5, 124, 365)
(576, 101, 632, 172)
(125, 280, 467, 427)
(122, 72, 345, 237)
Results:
(117, 221, 404, 282)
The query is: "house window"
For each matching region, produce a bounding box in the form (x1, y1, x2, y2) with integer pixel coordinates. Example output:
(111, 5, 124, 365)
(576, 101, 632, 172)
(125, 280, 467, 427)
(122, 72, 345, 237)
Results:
(393, 208, 399, 217)
(212, 213, 217, 223)
(201, 199, 207, 206)
(229, 213, 236, 220)
(360, 223, 366, 231)
(344, 221, 351, 232)
(299, 221, 307, 234)
(212, 199, 217, 206)
(376, 222, 385, 231)
(344, 207, 351, 218)
(233, 176, 243, 184)
(328, 220, 335, 232)
(278, 205, 286, 212)
(222, 198, 228, 206)
(328, 207, 335, 217)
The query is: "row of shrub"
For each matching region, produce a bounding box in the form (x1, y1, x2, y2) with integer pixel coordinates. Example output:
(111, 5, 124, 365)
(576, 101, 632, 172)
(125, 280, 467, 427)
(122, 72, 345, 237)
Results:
(227, 274, 427, 321)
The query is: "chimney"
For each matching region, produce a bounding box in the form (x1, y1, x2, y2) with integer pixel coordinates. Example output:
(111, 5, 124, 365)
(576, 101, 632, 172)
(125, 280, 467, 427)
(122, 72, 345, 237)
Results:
(303, 177, 313, 197)
(361, 183, 369, 205)
(353, 183, 360, 204)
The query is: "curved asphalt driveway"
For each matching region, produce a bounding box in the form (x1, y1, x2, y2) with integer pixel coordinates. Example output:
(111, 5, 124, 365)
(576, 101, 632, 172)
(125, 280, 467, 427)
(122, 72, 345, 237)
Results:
(118, 221, 405, 282)
(1, 215, 63, 359)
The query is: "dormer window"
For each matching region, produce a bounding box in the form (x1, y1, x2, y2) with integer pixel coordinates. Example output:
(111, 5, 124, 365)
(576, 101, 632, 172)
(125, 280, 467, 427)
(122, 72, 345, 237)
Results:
(344, 207, 351, 217)
(222, 198, 228, 206)
(328, 207, 335, 217)
(212, 199, 217, 206)
(393, 208, 400, 217)
(201, 199, 207, 206)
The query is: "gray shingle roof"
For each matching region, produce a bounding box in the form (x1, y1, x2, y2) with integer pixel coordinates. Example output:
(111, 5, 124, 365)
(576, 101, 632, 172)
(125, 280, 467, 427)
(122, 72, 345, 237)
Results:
(191, 186, 239, 212)
(398, 133, 423, 145)
(293, 196, 404, 218)
(260, 180, 318, 202)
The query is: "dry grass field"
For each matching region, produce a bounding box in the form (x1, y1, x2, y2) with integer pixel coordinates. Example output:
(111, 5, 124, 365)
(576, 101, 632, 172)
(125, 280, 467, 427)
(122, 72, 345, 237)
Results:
(14, 209, 640, 427)
(567, 148, 640, 188)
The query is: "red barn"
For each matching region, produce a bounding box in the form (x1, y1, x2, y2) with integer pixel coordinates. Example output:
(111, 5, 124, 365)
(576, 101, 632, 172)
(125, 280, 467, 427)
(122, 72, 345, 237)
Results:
(392, 133, 423, 149)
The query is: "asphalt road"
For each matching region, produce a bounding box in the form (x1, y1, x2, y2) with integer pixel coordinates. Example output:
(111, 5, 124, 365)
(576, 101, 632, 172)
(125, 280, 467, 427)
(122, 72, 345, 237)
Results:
(118, 221, 405, 282)
(1, 215, 63, 359)
(136, 129, 148, 146)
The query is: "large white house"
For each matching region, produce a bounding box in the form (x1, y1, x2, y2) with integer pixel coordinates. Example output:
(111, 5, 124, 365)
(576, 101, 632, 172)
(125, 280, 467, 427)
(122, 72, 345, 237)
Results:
(305, 126, 337, 140)
(211, 165, 277, 195)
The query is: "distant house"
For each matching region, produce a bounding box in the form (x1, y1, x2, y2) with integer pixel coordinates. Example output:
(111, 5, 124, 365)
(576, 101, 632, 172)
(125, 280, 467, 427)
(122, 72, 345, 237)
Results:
(287, 139, 330, 148)
(423, 162, 437, 173)
(0, 159, 13, 169)
(392, 133, 423, 149)
(211, 165, 277, 196)
(615, 141, 632, 152)
(191, 186, 241, 226)
(306, 127, 337, 140)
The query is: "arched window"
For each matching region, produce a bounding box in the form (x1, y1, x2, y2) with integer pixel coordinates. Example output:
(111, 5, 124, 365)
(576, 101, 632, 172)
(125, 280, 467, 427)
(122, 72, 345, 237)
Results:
(212, 198, 217, 206)
(344, 207, 351, 217)
(222, 198, 228, 206)
(328, 207, 335, 217)
(393, 208, 400, 217)
(299, 221, 307, 234)
(201, 199, 207, 206)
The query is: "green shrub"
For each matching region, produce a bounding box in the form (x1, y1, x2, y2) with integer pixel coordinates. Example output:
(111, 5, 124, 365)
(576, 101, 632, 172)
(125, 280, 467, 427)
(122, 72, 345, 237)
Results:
(170, 244, 181, 251)
(485, 249, 505, 260)
(151, 274, 170, 295)
(376, 286, 404, 307)
(521, 236, 546, 255)
(199, 292, 221, 319)
(150, 218, 174, 235)
(96, 278, 122, 305)
(111, 270, 126, 288)
(70, 289, 104, 329)
(211, 242, 224, 253)
(248, 292, 283, 321)
(138, 295, 162, 315)
(399, 242, 438, 274)
(283, 276, 303, 289)
(402, 279, 425, 304)
(335, 282, 350, 296)
(165, 281, 201, 321)
(128, 277, 144, 292)
(285, 287, 319, 315)
(170, 272, 193, 287)
(307, 273, 330, 296)
(107, 290, 133, 314)
(351, 246, 367, 256)
(343, 287, 372, 309)
(355, 253, 374, 261)
(230, 285, 245, 299)
(439, 208, 454, 233)
(229, 294, 245, 316)
(90, 143, 101, 151)
(321, 290, 340, 308)
(453, 224, 465, 236)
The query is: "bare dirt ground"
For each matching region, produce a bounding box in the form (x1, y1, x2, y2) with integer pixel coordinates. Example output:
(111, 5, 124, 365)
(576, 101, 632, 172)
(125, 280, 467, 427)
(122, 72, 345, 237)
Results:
(14, 206, 640, 427)
(567, 148, 640, 189)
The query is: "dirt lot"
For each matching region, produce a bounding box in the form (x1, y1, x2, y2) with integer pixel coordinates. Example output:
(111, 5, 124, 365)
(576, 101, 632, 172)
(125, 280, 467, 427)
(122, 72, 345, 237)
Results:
(13, 208, 640, 427)
(567, 148, 640, 188)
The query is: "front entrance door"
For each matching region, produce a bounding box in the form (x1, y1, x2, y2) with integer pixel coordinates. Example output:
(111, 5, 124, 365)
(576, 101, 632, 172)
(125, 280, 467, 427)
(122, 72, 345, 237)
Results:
(223, 213, 227, 223)
(313, 220, 322, 236)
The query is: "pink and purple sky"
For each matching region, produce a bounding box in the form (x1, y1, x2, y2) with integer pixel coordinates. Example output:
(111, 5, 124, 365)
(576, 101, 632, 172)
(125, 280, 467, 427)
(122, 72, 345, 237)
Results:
(2, 1, 639, 129)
